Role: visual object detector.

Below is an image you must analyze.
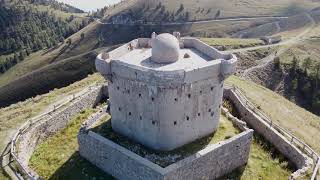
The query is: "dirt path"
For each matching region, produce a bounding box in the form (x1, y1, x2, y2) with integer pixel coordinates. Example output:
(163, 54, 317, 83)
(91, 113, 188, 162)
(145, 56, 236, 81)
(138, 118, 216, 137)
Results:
(235, 13, 316, 78)
(96, 16, 288, 26)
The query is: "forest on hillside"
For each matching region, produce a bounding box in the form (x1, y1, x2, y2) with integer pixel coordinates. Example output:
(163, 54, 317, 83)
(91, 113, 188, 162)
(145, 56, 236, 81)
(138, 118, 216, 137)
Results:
(25, 0, 84, 13)
(0, 0, 90, 74)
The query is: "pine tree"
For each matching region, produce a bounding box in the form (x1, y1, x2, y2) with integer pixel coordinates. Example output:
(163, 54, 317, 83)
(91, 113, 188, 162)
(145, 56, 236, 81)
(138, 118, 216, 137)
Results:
(302, 57, 312, 74)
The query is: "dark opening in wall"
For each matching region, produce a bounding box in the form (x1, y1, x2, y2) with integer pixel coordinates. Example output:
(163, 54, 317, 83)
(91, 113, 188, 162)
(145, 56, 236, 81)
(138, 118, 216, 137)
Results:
(140, 116, 142, 120)
(117, 86, 120, 90)
(174, 98, 178, 102)
(139, 93, 142, 98)
(118, 107, 122, 111)
(211, 87, 214, 91)
(129, 112, 132, 116)
(152, 97, 154, 101)
(188, 94, 191, 98)
(211, 112, 214, 117)
(208, 108, 212, 112)
(135, 72, 138, 76)
(174, 121, 177, 125)
(186, 116, 189, 120)
(152, 121, 155, 125)
(198, 113, 201, 116)
(200, 90, 202, 94)
(127, 90, 130, 94)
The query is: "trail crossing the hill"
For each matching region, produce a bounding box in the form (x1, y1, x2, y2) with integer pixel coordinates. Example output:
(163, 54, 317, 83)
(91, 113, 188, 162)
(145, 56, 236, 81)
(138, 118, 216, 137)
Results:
(95, 16, 288, 26)
(239, 13, 315, 78)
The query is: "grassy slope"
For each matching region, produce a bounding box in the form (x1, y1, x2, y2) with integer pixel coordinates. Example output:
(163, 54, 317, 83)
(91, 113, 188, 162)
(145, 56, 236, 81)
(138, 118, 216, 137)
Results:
(29, 110, 292, 179)
(0, 22, 100, 87)
(130, 0, 319, 21)
(278, 38, 320, 75)
(200, 38, 264, 49)
(0, 73, 104, 179)
(29, 109, 111, 180)
(226, 76, 320, 153)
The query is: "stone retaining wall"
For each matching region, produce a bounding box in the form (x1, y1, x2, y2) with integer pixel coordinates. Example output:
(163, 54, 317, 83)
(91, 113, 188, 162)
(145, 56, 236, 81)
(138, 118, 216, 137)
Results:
(223, 88, 312, 178)
(78, 128, 253, 180)
(14, 85, 106, 178)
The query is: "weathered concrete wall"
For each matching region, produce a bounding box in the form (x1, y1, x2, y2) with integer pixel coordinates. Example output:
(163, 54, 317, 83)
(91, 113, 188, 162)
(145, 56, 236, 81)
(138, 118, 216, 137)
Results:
(78, 129, 253, 180)
(16, 85, 105, 168)
(109, 76, 224, 151)
(163, 130, 253, 180)
(223, 88, 312, 177)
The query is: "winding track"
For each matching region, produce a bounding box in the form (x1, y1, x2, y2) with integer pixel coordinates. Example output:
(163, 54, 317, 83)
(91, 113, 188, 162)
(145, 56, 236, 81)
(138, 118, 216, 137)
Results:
(240, 12, 316, 78)
(95, 16, 288, 26)
(96, 13, 315, 78)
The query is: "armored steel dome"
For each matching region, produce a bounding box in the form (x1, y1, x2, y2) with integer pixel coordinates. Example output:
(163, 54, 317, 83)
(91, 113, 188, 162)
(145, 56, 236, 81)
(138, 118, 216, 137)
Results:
(151, 33, 180, 63)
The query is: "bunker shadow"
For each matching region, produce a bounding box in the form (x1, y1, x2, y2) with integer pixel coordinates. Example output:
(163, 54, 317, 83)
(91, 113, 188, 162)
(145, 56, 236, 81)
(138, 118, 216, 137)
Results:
(90, 120, 218, 168)
(49, 152, 115, 180)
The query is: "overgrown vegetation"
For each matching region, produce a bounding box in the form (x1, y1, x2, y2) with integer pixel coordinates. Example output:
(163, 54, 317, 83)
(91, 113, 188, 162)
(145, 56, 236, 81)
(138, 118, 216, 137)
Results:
(223, 134, 294, 180)
(282, 56, 320, 114)
(273, 41, 320, 115)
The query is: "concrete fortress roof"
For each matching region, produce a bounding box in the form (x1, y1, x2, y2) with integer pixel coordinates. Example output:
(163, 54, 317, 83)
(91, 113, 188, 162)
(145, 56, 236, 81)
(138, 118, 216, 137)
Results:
(95, 33, 237, 86)
(151, 33, 180, 63)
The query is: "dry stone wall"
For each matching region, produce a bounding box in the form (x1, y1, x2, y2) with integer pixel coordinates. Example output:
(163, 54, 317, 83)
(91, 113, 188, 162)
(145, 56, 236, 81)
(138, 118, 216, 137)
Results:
(14, 85, 106, 178)
(223, 88, 312, 178)
(79, 119, 253, 180)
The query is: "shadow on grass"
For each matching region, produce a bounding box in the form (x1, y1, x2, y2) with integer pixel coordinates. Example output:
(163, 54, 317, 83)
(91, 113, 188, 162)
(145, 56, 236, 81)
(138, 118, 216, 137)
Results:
(49, 152, 114, 180)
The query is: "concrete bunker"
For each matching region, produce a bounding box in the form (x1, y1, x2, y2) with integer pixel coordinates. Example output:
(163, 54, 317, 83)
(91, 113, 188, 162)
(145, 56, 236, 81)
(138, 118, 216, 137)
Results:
(95, 32, 237, 151)
(79, 32, 246, 180)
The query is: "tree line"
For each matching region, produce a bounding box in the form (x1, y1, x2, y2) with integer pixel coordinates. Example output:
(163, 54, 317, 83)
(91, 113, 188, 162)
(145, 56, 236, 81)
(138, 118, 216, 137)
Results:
(275, 56, 320, 115)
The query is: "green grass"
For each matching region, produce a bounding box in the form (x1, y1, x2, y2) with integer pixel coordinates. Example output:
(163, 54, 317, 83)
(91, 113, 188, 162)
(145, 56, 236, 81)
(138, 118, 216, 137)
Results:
(0, 73, 104, 179)
(137, 0, 319, 21)
(277, 39, 320, 76)
(200, 38, 264, 50)
(224, 134, 294, 180)
(28, 109, 294, 179)
(226, 75, 320, 154)
(91, 114, 240, 167)
(29, 108, 112, 180)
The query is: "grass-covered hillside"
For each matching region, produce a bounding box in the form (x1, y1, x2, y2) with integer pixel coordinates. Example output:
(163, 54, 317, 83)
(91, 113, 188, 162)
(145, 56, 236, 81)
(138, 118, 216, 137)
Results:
(0, 0, 89, 74)
(227, 76, 320, 153)
(1, 0, 320, 109)
(1, 73, 317, 179)
(0, 73, 104, 180)
(104, 0, 320, 23)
